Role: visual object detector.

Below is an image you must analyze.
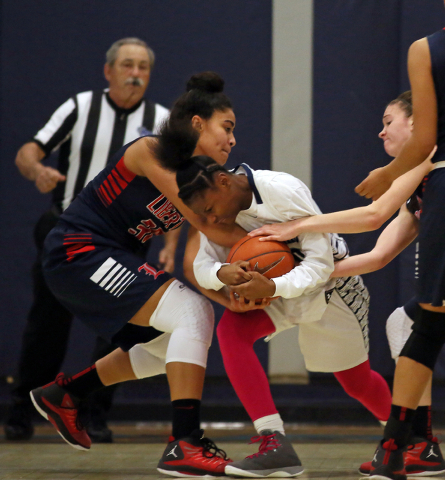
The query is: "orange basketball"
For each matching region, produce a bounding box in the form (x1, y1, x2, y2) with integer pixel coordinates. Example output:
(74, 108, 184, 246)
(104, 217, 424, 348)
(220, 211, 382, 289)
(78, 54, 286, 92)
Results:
(226, 235, 296, 279)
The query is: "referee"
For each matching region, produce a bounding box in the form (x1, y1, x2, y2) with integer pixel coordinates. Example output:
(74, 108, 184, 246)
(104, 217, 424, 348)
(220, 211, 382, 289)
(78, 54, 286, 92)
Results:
(5, 37, 170, 442)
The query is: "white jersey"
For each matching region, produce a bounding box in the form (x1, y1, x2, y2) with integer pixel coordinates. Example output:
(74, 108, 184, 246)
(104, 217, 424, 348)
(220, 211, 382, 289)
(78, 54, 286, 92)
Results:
(194, 164, 338, 331)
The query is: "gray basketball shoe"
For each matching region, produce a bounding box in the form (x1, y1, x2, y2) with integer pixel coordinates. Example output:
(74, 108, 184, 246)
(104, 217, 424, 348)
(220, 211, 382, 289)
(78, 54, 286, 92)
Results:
(224, 430, 304, 477)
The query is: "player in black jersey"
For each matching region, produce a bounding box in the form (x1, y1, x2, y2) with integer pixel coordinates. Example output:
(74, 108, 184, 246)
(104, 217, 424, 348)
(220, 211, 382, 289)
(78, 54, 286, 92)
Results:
(353, 23, 445, 480)
(29, 72, 252, 477)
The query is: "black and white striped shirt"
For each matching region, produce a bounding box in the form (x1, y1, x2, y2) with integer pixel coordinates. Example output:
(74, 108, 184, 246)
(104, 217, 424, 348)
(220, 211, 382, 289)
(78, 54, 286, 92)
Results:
(33, 89, 169, 211)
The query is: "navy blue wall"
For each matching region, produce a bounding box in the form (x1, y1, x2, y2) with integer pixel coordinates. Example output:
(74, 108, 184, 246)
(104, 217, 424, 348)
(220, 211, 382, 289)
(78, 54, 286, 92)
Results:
(0, 0, 272, 377)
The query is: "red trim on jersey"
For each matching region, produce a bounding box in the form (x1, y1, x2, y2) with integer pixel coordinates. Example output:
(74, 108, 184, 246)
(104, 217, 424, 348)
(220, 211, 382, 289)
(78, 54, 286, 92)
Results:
(63, 234, 95, 262)
(116, 157, 136, 182)
(65, 245, 95, 262)
(103, 179, 117, 200)
(112, 169, 128, 189)
(98, 185, 112, 206)
(107, 173, 122, 195)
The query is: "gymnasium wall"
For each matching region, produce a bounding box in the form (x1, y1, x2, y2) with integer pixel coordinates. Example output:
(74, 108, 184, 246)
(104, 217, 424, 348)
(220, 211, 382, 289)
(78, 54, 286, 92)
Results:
(1, 0, 445, 381)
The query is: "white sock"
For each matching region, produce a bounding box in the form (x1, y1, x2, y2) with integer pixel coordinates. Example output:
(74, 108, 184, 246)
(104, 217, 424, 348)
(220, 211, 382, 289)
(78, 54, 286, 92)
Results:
(253, 414, 285, 435)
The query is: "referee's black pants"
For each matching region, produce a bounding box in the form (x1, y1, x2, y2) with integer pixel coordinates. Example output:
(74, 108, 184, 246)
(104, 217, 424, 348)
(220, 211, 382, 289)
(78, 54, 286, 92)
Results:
(10, 209, 117, 416)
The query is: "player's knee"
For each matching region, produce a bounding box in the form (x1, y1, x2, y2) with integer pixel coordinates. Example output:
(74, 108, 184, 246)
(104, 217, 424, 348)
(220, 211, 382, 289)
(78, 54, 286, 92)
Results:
(217, 310, 238, 342)
(386, 307, 414, 361)
(336, 373, 367, 399)
(217, 310, 253, 346)
(111, 323, 164, 352)
(178, 293, 214, 347)
(400, 309, 445, 370)
(129, 342, 167, 379)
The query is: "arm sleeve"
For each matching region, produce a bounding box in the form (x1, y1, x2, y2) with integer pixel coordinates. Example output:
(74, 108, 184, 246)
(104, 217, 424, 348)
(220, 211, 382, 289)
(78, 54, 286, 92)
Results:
(193, 232, 230, 290)
(263, 174, 335, 298)
(33, 97, 78, 157)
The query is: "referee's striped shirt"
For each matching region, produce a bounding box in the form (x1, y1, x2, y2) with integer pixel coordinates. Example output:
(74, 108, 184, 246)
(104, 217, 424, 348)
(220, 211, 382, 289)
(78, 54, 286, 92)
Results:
(33, 89, 169, 211)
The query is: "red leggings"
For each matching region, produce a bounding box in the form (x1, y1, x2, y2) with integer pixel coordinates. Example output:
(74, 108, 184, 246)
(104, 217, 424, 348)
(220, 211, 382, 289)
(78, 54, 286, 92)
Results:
(217, 308, 391, 422)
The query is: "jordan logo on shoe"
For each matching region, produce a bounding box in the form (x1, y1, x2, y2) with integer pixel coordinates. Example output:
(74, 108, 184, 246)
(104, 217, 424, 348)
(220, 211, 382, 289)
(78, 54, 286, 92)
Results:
(372, 452, 378, 463)
(61, 394, 75, 409)
(427, 446, 439, 458)
(167, 445, 178, 458)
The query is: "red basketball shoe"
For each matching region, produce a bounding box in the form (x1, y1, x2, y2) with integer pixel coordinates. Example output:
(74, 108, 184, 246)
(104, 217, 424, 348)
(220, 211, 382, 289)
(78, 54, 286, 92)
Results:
(157, 429, 231, 477)
(30, 373, 91, 451)
(365, 439, 406, 480)
(404, 437, 445, 476)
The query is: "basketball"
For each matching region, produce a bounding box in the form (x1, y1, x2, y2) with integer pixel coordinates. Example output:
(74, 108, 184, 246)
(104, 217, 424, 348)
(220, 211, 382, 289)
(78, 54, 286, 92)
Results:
(226, 235, 296, 279)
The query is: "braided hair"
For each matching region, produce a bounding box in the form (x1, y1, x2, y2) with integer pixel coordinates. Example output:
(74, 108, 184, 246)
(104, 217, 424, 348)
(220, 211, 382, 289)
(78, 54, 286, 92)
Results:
(176, 155, 228, 205)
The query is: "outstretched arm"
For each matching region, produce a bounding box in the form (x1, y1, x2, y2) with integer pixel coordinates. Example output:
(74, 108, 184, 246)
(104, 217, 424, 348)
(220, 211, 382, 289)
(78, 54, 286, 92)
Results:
(249, 159, 431, 241)
(331, 204, 418, 278)
(355, 38, 437, 200)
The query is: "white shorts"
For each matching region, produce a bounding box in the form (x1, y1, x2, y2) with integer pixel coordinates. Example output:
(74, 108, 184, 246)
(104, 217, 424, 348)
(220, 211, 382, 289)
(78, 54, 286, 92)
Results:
(269, 276, 370, 373)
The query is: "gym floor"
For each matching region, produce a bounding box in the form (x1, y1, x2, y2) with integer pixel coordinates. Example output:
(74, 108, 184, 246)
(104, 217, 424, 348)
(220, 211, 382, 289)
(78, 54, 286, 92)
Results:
(2, 423, 443, 479)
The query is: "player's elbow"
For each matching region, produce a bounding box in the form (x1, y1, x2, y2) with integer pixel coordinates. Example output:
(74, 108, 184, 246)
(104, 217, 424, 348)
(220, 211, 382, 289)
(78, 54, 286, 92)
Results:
(364, 210, 386, 231)
(370, 250, 393, 272)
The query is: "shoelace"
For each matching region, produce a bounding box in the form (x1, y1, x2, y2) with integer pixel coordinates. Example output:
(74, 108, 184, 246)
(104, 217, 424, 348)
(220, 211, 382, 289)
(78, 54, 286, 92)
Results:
(382, 439, 399, 451)
(200, 437, 230, 460)
(247, 433, 281, 459)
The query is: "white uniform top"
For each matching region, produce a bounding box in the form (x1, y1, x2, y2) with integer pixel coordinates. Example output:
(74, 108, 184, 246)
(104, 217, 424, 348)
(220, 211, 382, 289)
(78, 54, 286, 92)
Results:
(194, 164, 338, 333)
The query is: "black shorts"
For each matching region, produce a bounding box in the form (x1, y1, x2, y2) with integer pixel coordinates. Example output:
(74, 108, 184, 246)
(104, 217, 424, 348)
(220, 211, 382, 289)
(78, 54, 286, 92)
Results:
(418, 167, 445, 306)
(42, 223, 173, 341)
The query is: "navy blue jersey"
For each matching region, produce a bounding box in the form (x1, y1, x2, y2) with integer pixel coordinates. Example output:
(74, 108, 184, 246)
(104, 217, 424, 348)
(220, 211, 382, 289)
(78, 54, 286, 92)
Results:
(428, 29, 445, 163)
(60, 139, 184, 254)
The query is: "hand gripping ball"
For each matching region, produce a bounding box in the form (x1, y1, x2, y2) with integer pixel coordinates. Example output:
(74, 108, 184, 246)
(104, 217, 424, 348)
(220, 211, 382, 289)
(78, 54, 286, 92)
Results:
(226, 235, 295, 279)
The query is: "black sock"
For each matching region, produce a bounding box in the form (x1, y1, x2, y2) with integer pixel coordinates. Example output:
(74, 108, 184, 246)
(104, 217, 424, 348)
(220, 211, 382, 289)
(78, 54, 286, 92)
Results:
(60, 365, 105, 400)
(172, 399, 201, 440)
(383, 405, 416, 447)
(412, 405, 433, 440)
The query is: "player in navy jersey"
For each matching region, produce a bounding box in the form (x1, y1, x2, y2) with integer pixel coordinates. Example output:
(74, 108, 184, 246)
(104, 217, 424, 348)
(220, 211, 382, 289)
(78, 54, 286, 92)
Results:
(355, 25, 445, 480)
(29, 72, 252, 477)
(6, 37, 169, 443)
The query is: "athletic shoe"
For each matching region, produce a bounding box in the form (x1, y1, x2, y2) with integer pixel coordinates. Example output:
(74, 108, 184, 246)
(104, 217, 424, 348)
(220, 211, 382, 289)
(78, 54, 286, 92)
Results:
(404, 436, 445, 476)
(87, 411, 113, 443)
(224, 430, 304, 478)
(4, 401, 34, 440)
(366, 439, 406, 480)
(358, 460, 372, 476)
(30, 373, 91, 451)
(157, 429, 231, 477)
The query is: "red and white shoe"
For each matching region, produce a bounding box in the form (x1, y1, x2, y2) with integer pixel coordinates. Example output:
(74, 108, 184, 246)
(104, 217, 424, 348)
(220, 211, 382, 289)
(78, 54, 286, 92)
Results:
(30, 373, 91, 451)
(404, 437, 445, 476)
(359, 437, 445, 477)
(157, 429, 231, 477)
(361, 439, 406, 480)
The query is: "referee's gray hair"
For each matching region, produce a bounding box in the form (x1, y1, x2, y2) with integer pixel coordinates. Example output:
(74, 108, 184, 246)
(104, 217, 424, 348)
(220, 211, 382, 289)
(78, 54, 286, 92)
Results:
(106, 38, 155, 69)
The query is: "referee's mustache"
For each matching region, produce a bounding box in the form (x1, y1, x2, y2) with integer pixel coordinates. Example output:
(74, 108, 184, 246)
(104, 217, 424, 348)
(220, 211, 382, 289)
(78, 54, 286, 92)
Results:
(125, 77, 145, 87)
